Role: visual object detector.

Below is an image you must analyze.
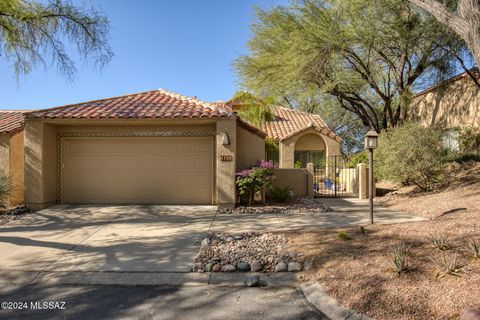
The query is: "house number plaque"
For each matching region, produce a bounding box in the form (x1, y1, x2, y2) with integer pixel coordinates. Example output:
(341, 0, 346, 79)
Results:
(220, 155, 233, 161)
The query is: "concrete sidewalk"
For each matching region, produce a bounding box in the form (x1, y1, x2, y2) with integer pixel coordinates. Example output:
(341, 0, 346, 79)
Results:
(210, 198, 426, 233)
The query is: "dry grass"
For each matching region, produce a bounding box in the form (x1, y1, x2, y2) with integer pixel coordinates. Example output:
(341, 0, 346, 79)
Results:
(288, 164, 480, 320)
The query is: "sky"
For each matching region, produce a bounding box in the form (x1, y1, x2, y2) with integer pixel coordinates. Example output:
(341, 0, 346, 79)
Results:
(0, 0, 287, 110)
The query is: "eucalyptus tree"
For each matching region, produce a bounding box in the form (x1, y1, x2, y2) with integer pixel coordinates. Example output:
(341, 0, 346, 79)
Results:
(235, 0, 468, 131)
(0, 0, 112, 80)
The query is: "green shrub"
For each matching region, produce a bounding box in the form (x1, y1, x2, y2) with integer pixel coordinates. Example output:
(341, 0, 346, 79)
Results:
(337, 230, 351, 241)
(270, 186, 292, 202)
(0, 174, 10, 207)
(446, 152, 480, 164)
(375, 123, 445, 190)
(458, 127, 480, 154)
(347, 151, 368, 168)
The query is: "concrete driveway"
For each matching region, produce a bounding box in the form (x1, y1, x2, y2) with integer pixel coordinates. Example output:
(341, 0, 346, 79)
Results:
(0, 200, 424, 276)
(0, 205, 216, 273)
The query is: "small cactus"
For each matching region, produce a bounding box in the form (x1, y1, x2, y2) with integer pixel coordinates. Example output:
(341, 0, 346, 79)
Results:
(391, 242, 410, 274)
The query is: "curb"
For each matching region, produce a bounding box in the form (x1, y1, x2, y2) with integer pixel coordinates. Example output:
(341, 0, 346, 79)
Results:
(300, 282, 373, 320)
(0, 270, 299, 287)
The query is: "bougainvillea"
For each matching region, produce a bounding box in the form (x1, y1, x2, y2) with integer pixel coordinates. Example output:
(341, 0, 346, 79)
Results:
(235, 160, 276, 205)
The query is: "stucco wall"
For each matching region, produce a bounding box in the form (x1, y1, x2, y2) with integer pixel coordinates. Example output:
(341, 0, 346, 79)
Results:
(0, 134, 9, 176)
(269, 168, 308, 198)
(216, 119, 237, 208)
(236, 126, 265, 170)
(9, 131, 25, 205)
(294, 133, 326, 151)
(410, 77, 480, 130)
(279, 128, 341, 168)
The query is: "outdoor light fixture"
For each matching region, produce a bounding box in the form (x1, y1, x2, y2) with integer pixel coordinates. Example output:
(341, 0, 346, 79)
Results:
(364, 129, 379, 224)
(364, 129, 379, 150)
(222, 132, 230, 145)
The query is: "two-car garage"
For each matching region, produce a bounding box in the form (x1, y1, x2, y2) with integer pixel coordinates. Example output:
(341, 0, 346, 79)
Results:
(61, 137, 214, 205)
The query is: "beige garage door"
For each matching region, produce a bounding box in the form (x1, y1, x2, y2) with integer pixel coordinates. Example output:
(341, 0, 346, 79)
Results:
(62, 137, 213, 204)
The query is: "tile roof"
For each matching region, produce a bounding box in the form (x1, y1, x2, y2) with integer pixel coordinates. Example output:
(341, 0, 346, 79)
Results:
(261, 106, 342, 142)
(0, 111, 28, 134)
(25, 89, 233, 120)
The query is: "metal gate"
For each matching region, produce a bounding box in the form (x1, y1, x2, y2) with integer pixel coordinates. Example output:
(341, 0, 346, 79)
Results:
(313, 156, 359, 198)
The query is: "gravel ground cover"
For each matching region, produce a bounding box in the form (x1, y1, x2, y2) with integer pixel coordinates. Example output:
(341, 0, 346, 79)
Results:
(218, 197, 331, 215)
(287, 163, 480, 320)
(192, 232, 305, 273)
(0, 206, 30, 226)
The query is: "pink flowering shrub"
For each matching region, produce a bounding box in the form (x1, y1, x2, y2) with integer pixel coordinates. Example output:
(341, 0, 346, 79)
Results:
(235, 160, 276, 205)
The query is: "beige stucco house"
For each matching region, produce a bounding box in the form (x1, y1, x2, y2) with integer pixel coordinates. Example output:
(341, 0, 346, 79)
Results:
(409, 69, 480, 149)
(0, 111, 26, 206)
(0, 89, 340, 210)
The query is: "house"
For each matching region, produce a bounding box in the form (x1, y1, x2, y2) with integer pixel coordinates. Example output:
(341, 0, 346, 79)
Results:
(409, 68, 480, 150)
(260, 106, 341, 168)
(0, 111, 26, 206)
(2, 89, 339, 210)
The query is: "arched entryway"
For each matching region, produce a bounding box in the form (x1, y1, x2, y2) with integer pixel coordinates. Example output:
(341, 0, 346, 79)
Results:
(294, 133, 327, 167)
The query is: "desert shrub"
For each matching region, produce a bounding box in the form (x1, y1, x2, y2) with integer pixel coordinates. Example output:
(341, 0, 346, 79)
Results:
(337, 230, 351, 241)
(347, 150, 368, 168)
(428, 234, 451, 251)
(431, 254, 463, 278)
(446, 152, 480, 163)
(375, 122, 446, 190)
(391, 242, 410, 273)
(270, 186, 292, 202)
(458, 127, 480, 154)
(0, 174, 10, 207)
(465, 239, 480, 259)
(236, 160, 275, 205)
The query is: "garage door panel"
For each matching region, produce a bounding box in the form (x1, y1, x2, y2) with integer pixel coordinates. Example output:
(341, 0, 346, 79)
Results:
(62, 137, 213, 204)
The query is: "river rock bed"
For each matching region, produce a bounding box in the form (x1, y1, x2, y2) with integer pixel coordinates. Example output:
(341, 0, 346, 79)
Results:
(192, 232, 304, 273)
(218, 197, 331, 215)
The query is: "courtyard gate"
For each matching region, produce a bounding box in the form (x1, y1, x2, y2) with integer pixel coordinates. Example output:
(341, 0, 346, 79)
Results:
(313, 156, 359, 198)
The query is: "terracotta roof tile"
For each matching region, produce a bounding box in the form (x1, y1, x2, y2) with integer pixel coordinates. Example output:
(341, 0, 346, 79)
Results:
(25, 89, 233, 120)
(261, 106, 341, 142)
(0, 111, 28, 134)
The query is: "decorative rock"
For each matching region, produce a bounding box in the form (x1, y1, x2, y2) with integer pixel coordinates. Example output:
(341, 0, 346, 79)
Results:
(237, 261, 251, 272)
(226, 237, 234, 242)
(251, 260, 263, 272)
(212, 264, 221, 272)
(303, 260, 313, 271)
(212, 239, 220, 246)
(221, 264, 236, 272)
(201, 238, 210, 247)
(289, 252, 298, 258)
(275, 262, 288, 272)
(460, 308, 480, 320)
(234, 235, 243, 240)
(204, 263, 214, 272)
(288, 262, 302, 272)
(245, 275, 260, 287)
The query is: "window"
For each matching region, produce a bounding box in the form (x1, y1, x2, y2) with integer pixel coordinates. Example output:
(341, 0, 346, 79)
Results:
(294, 151, 326, 168)
(266, 145, 279, 165)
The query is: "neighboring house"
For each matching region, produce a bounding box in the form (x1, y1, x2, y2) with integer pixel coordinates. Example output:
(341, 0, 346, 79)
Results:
(409, 68, 480, 150)
(0, 89, 340, 210)
(0, 111, 26, 206)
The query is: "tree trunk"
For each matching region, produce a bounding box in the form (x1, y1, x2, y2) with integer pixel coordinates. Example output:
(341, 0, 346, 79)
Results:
(409, 0, 480, 67)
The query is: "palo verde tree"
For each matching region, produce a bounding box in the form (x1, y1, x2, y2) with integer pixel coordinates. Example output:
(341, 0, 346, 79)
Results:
(0, 0, 112, 80)
(235, 0, 469, 132)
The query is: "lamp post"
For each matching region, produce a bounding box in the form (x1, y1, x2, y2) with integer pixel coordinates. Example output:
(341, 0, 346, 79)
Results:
(364, 129, 379, 224)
